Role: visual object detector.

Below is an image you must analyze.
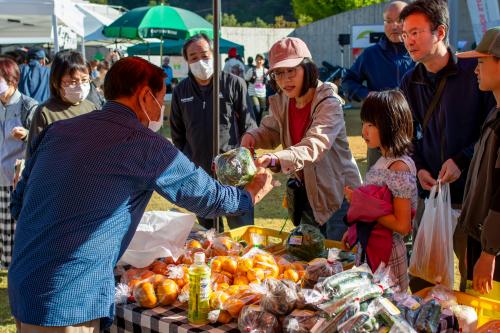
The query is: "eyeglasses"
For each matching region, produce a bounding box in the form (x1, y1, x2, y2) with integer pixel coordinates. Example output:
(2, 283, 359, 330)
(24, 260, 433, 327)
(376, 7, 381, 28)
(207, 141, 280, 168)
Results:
(61, 79, 90, 88)
(401, 29, 432, 41)
(270, 67, 297, 81)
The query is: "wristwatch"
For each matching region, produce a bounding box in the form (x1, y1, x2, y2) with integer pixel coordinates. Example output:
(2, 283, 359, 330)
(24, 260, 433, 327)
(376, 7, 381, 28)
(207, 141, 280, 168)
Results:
(267, 154, 280, 173)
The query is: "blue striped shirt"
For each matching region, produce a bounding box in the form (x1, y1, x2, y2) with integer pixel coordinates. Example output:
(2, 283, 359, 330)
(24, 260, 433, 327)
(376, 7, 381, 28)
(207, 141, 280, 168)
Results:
(8, 101, 252, 326)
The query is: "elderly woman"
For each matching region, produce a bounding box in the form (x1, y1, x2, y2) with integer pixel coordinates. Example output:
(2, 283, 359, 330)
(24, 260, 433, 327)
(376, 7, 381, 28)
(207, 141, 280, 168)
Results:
(0, 56, 38, 268)
(27, 50, 96, 157)
(241, 38, 362, 240)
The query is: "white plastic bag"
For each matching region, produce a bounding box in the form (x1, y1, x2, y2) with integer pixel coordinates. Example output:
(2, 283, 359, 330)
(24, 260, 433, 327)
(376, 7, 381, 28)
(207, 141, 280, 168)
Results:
(119, 211, 195, 268)
(409, 182, 457, 288)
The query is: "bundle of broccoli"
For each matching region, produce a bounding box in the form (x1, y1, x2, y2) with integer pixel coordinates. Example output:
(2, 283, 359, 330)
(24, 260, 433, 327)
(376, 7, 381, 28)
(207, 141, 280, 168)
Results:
(214, 147, 257, 187)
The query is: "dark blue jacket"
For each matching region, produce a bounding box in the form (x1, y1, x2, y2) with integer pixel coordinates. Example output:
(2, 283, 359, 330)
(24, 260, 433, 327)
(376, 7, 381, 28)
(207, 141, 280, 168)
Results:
(18, 60, 50, 103)
(400, 50, 495, 204)
(342, 35, 414, 101)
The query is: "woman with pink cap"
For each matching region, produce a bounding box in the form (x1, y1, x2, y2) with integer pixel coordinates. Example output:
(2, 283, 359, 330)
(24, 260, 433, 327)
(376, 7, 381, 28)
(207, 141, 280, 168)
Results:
(241, 37, 361, 240)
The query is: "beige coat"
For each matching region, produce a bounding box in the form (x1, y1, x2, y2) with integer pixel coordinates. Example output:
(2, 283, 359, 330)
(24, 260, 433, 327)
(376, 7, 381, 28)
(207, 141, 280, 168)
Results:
(247, 82, 362, 224)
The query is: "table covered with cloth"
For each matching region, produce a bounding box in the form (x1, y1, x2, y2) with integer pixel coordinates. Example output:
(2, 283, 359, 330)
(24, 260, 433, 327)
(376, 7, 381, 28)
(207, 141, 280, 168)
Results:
(106, 301, 239, 333)
(106, 301, 459, 333)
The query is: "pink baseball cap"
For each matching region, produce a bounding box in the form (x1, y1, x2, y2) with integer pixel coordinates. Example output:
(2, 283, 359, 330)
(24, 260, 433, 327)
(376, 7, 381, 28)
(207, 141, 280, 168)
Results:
(268, 37, 312, 70)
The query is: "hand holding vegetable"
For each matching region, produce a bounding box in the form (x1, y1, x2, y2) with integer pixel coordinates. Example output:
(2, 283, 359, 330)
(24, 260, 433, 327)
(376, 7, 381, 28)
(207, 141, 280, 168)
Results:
(244, 168, 275, 205)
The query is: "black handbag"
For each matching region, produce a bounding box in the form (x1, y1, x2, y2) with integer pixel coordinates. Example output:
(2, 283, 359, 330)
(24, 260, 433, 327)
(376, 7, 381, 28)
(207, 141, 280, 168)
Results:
(286, 178, 315, 226)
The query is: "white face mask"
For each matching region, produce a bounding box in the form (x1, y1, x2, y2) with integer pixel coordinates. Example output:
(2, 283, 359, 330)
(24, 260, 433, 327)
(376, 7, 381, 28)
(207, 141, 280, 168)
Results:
(142, 91, 164, 132)
(189, 59, 214, 80)
(63, 83, 90, 104)
(0, 78, 9, 97)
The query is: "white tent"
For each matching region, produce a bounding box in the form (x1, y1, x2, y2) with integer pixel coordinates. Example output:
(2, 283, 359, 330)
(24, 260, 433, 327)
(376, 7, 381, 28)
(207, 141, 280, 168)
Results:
(0, 0, 123, 52)
(0, 0, 84, 51)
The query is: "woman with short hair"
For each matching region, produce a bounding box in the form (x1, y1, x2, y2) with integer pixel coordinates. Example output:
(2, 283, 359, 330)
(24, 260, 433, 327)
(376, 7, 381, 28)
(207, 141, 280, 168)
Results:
(241, 37, 362, 240)
(26, 50, 97, 157)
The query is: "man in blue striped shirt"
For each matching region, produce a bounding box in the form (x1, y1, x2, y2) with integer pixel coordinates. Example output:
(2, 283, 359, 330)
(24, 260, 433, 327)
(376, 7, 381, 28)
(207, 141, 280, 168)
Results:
(9, 57, 273, 332)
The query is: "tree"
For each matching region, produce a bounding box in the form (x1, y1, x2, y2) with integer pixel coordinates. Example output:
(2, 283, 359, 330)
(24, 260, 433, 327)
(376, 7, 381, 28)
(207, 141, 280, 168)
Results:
(292, 0, 385, 22)
(273, 16, 297, 28)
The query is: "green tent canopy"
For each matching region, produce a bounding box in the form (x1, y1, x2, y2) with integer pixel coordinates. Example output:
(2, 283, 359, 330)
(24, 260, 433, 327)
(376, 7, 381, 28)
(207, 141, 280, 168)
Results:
(127, 38, 244, 56)
(103, 4, 213, 40)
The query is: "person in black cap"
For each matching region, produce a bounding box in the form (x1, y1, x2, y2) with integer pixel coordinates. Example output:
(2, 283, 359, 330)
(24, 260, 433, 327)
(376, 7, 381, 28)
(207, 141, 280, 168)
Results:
(18, 47, 50, 103)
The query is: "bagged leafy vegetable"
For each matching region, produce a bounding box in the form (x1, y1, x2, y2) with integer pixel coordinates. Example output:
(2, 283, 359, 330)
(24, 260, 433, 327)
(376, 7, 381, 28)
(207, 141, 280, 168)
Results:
(214, 147, 257, 186)
(286, 224, 325, 261)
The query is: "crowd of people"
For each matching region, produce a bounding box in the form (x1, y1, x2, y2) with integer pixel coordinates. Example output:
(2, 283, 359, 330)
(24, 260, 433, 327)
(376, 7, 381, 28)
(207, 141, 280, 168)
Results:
(0, 0, 498, 331)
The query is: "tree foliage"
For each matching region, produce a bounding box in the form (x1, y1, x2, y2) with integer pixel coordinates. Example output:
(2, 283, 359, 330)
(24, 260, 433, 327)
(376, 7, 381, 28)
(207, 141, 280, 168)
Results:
(291, 0, 385, 22)
(205, 13, 298, 28)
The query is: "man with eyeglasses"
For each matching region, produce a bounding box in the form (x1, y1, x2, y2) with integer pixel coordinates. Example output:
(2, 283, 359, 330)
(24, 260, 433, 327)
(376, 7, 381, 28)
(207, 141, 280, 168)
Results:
(398, 0, 496, 292)
(342, 1, 414, 168)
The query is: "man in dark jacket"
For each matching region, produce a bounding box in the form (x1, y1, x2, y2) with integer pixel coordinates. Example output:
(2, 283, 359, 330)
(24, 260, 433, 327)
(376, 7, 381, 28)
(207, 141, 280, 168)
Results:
(18, 47, 50, 103)
(170, 34, 257, 231)
(399, 0, 495, 291)
(342, 1, 414, 168)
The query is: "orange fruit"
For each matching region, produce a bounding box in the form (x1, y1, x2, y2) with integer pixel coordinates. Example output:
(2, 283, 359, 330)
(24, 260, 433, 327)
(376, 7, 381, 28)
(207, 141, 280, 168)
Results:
(237, 257, 253, 273)
(156, 279, 179, 306)
(151, 274, 166, 286)
(211, 258, 223, 273)
(186, 239, 203, 249)
(233, 275, 249, 286)
(134, 282, 157, 308)
(215, 282, 230, 291)
(225, 285, 242, 296)
(217, 310, 232, 324)
(224, 298, 246, 318)
(247, 268, 265, 283)
(283, 269, 300, 283)
(221, 257, 238, 274)
(128, 278, 141, 289)
(150, 261, 169, 275)
(210, 290, 229, 309)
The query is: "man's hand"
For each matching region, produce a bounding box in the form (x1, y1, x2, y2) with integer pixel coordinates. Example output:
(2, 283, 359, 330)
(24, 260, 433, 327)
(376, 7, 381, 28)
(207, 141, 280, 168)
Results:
(473, 252, 496, 294)
(11, 127, 28, 141)
(417, 169, 437, 190)
(240, 133, 255, 149)
(439, 159, 461, 184)
(344, 186, 353, 203)
(244, 168, 275, 205)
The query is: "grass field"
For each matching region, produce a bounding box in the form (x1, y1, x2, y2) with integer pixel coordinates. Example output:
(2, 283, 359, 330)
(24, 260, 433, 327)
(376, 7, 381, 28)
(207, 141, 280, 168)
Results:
(0, 108, 367, 332)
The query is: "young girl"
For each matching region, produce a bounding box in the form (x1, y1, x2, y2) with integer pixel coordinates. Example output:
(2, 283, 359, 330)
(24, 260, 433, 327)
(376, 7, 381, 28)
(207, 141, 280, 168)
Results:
(344, 90, 417, 291)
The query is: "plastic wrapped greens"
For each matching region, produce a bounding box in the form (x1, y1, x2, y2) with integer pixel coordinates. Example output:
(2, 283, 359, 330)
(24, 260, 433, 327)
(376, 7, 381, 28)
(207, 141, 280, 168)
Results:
(214, 147, 257, 186)
(286, 224, 325, 261)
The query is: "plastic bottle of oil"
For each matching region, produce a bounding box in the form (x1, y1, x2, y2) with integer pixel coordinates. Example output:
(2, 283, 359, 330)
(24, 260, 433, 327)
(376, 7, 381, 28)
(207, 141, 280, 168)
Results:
(188, 252, 211, 324)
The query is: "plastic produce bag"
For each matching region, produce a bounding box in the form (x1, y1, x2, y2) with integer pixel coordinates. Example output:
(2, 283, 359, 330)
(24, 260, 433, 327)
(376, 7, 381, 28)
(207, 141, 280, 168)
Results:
(286, 224, 325, 261)
(119, 211, 195, 268)
(283, 309, 321, 333)
(214, 147, 257, 186)
(260, 278, 298, 316)
(409, 182, 458, 288)
(301, 249, 343, 289)
(237, 304, 280, 333)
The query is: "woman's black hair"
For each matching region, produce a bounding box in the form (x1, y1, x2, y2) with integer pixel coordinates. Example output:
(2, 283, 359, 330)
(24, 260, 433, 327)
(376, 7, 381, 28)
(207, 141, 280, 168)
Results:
(269, 58, 319, 97)
(360, 90, 414, 158)
(49, 50, 88, 100)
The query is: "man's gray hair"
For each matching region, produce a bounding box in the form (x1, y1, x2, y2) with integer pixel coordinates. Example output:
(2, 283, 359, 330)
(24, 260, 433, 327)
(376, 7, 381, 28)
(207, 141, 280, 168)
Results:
(182, 33, 213, 60)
